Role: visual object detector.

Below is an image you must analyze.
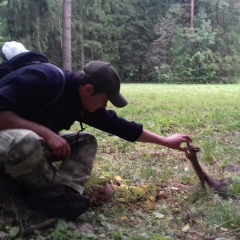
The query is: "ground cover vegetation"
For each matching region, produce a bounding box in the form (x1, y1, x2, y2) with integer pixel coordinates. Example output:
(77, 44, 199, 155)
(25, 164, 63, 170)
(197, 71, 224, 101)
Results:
(0, 0, 240, 84)
(0, 84, 239, 239)
(0, 0, 240, 239)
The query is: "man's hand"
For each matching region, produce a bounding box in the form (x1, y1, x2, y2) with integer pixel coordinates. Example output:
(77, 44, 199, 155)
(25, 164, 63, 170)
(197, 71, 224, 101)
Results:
(45, 132, 71, 160)
(165, 134, 192, 151)
(0, 111, 71, 160)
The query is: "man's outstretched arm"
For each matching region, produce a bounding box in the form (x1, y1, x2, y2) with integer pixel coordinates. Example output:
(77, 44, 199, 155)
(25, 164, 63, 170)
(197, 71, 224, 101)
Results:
(137, 129, 192, 151)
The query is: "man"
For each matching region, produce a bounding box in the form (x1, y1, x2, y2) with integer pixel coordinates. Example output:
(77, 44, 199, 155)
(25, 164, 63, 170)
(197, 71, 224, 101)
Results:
(0, 58, 192, 219)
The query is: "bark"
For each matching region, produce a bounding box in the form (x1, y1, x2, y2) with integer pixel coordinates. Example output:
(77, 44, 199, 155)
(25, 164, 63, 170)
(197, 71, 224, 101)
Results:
(190, 0, 194, 29)
(62, 0, 72, 70)
(80, 0, 84, 67)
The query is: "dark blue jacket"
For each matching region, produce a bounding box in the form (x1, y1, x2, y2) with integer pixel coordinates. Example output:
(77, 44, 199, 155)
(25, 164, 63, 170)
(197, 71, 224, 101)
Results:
(0, 63, 143, 142)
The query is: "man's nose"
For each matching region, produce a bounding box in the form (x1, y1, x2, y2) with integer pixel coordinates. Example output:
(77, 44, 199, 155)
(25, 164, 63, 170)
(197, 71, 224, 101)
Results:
(102, 102, 107, 108)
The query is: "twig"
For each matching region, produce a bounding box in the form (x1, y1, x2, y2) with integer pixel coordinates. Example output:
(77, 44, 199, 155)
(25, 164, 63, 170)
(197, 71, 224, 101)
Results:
(211, 153, 221, 170)
(22, 218, 59, 235)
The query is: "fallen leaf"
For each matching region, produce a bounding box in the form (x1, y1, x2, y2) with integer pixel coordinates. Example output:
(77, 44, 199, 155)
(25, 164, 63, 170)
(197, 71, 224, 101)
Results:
(149, 195, 156, 202)
(117, 198, 125, 203)
(172, 208, 181, 214)
(119, 216, 128, 222)
(153, 211, 165, 219)
(220, 227, 228, 232)
(10, 226, 20, 238)
(182, 223, 190, 232)
(115, 175, 122, 182)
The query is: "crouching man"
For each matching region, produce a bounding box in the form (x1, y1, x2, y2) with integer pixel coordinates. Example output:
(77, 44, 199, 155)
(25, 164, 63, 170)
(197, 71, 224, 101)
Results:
(0, 56, 192, 219)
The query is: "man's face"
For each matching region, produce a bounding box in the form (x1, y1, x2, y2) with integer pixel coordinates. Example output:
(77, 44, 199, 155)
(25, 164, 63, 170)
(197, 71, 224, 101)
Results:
(80, 84, 108, 112)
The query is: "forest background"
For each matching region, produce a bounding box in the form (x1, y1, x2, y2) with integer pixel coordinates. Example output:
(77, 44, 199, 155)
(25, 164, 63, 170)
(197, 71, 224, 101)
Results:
(0, 0, 240, 84)
(0, 1, 240, 239)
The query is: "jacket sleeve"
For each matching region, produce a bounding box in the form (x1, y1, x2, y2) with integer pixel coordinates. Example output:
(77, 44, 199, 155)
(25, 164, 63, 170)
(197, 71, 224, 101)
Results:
(82, 108, 143, 142)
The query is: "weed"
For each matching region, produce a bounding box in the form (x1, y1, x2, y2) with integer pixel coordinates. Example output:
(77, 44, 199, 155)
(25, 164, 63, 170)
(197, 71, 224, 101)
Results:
(207, 201, 240, 231)
(224, 177, 240, 197)
(139, 166, 157, 181)
(201, 140, 222, 164)
(188, 185, 211, 204)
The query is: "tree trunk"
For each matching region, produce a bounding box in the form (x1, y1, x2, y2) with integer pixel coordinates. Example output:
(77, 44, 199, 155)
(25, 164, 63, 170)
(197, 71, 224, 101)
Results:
(79, 0, 84, 68)
(62, 0, 72, 70)
(190, 0, 194, 29)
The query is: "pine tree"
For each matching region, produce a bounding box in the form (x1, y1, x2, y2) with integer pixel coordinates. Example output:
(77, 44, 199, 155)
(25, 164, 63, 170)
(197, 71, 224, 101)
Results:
(62, 0, 72, 70)
(0, 0, 62, 65)
(118, 0, 163, 82)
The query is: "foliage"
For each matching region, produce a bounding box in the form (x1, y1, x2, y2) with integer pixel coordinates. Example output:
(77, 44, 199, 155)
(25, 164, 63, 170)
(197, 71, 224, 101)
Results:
(170, 11, 219, 83)
(1, 0, 240, 81)
(148, 4, 182, 82)
(154, 65, 173, 83)
(46, 220, 96, 240)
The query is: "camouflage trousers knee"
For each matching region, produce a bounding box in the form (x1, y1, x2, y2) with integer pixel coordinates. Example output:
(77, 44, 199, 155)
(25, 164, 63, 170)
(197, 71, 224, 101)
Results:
(0, 129, 97, 194)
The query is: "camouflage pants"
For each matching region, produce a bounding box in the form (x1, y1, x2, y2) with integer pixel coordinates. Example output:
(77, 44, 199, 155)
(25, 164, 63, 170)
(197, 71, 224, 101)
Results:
(0, 129, 97, 194)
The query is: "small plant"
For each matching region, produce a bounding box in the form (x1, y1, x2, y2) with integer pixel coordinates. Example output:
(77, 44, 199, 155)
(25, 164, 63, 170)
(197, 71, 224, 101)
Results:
(207, 201, 240, 232)
(46, 220, 97, 240)
(201, 140, 221, 164)
(139, 166, 157, 181)
(188, 185, 209, 203)
(224, 177, 240, 197)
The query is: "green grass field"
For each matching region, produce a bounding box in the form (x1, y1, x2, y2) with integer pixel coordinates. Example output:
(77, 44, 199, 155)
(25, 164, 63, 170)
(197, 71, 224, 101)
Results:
(2, 84, 240, 240)
(74, 84, 240, 240)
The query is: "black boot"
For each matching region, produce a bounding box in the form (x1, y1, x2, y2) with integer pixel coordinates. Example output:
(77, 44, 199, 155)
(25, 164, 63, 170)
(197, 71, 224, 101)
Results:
(0, 169, 28, 201)
(24, 184, 90, 220)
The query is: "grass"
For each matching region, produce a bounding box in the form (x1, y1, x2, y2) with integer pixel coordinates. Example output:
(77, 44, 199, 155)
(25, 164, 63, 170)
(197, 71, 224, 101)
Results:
(2, 84, 240, 239)
(72, 84, 240, 239)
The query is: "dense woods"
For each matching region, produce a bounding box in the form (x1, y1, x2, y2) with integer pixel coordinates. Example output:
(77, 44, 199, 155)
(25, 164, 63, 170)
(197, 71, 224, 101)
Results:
(0, 0, 240, 83)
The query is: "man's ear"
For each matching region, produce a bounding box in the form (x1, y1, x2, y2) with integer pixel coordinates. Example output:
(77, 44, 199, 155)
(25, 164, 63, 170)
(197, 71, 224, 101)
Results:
(83, 84, 94, 95)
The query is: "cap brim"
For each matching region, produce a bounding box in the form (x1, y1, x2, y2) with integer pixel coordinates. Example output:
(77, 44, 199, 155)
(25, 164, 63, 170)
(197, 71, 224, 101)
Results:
(108, 92, 128, 108)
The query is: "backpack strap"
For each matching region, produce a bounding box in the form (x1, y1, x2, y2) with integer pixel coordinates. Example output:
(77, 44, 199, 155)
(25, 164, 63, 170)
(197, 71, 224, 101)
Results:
(45, 63, 66, 108)
(8, 51, 49, 70)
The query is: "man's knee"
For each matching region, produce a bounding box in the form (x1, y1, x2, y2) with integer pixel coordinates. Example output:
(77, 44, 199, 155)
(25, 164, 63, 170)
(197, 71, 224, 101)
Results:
(77, 132, 98, 149)
(7, 130, 43, 165)
(68, 133, 98, 167)
(4, 130, 54, 189)
(85, 133, 97, 147)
